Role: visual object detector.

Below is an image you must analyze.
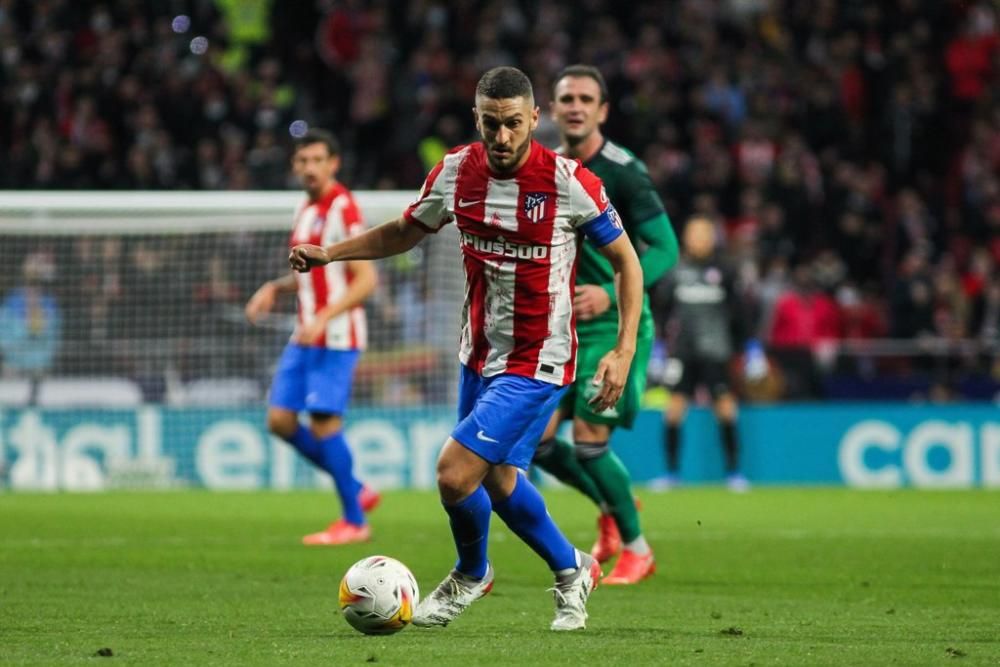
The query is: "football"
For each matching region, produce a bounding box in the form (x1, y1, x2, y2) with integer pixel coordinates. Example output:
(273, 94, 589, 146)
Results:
(338, 556, 420, 635)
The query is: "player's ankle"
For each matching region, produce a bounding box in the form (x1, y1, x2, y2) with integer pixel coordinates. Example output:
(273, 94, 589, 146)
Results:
(624, 535, 650, 555)
(554, 550, 584, 578)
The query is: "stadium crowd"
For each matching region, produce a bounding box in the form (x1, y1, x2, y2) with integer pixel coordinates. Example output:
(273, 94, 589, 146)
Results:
(2, 0, 1000, 400)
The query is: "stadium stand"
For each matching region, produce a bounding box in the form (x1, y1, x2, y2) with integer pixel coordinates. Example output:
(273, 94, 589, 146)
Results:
(1, 0, 999, 400)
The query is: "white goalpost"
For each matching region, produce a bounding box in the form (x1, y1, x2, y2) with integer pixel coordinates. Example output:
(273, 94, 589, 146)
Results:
(0, 191, 465, 490)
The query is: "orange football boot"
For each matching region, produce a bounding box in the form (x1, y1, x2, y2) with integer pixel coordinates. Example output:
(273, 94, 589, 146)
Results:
(603, 548, 656, 585)
(302, 519, 371, 546)
(590, 513, 622, 564)
(359, 485, 381, 513)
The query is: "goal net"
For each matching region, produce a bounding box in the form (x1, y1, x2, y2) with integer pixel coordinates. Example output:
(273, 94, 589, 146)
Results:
(0, 191, 464, 490)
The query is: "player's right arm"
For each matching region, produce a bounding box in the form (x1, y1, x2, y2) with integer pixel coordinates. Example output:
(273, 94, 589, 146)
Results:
(245, 273, 297, 324)
(289, 217, 427, 270)
(290, 158, 453, 272)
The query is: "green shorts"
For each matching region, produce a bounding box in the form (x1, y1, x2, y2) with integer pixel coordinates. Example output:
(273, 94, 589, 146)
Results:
(559, 333, 653, 429)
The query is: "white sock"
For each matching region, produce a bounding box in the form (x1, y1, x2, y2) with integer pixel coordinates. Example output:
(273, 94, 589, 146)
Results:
(624, 535, 650, 556)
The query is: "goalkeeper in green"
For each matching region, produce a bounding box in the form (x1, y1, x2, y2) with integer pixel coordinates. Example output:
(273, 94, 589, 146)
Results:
(533, 65, 679, 584)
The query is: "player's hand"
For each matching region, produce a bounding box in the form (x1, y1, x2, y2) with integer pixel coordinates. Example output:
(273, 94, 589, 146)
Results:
(573, 284, 612, 321)
(296, 318, 327, 346)
(289, 244, 330, 272)
(589, 347, 634, 412)
(245, 282, 276, 324)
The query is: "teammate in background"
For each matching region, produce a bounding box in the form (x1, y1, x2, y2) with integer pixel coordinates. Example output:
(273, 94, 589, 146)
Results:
(652, 216, 757, 492)
(289, 67, 643, 631)
(245, 129, 380, 545)
(534, 65, 679, 584)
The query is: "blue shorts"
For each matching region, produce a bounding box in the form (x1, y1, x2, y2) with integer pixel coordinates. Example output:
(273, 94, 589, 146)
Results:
(268, 344, 360, 415)
(452, 365, 568, 470)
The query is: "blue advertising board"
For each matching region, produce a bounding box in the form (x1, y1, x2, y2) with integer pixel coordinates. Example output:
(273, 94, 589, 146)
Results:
(1, 404, 998, 490)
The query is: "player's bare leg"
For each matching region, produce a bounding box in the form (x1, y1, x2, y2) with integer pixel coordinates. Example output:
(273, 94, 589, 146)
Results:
(413, 438, 495, 627)
(575, 419, 655, 585)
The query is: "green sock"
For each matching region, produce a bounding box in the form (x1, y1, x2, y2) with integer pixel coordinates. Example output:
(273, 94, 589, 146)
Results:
(577, 444, 642, 543)
(533, 437, 606, 508)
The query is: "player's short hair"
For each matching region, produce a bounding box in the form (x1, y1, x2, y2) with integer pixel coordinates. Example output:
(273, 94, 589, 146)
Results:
(476, 66, 534, 103)
(294, 129, 340, 157)
(554, 64, 609, 104)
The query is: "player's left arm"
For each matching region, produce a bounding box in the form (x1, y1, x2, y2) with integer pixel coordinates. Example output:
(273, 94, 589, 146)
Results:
(572, 165, 643, 410)
(582, 211, 643, 412)
(297, 259, 377, 344)
(590, 233, 643, 412)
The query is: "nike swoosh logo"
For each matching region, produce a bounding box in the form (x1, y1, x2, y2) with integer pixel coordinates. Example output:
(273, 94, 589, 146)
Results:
(458, 198, 482, 208)
(476, 429, 500, 443)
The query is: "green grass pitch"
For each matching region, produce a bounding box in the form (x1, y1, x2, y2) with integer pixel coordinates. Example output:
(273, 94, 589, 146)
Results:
(1, 488, 998, 665)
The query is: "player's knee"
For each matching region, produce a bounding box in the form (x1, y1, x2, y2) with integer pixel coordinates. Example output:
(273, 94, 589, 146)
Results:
(715, 395, 738, 421)
(309, 412, 342, 439)
(436, 460, 474, 502)
(574, 441, 608, 461)
(266, 411, 298, 439)
(482, 466, 518, 502)
(666, 397, 687, 424)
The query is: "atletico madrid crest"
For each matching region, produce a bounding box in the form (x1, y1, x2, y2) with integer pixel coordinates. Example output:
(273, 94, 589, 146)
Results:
(523, 192, 548, 223)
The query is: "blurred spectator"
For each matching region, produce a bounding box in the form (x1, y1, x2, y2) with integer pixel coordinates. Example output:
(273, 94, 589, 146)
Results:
(837, 283, 887, 340)
(767, 261, 842, 397)
(768, 263, 842, 350)
(0, 252, 62, 376)
(2, 0, 1000, 402)
(891, 249, 936, 338)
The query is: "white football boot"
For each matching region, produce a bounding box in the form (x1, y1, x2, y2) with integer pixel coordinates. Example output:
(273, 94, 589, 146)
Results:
(412, 564, 495, 627)
(550, 551, 602, 631)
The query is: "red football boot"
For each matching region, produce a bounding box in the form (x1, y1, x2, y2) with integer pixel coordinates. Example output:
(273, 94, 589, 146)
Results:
(302, 519, 371, 546)
(590, 513, 622, 564)
(359, 485, 381, 513)
(603, 548, 656, 585)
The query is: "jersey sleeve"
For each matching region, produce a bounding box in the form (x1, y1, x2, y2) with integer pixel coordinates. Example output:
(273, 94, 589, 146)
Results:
(403, 160, 453, 233)
(570, 163, 624, 248)
(342, 194, 366, 238)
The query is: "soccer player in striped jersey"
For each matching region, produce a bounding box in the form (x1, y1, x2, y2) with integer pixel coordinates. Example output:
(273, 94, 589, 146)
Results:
(534, 65, 679, 584)
(289, 67, 644, 631)
(245, 129, 380, 546)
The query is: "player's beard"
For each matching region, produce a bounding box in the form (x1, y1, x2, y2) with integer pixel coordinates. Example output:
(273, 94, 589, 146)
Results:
(302, 175, 325, 200)
(486, 131, 532, 174)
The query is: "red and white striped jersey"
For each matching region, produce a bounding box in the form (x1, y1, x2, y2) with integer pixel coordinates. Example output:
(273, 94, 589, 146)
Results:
(290, 182, 368, 350)
(404, 141, 615, 386)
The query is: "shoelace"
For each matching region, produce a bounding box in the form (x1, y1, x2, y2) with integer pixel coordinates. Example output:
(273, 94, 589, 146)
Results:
(548, 585, 586, 625)
(425, 576, 469, 618)
(548, 583, 584, 609)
